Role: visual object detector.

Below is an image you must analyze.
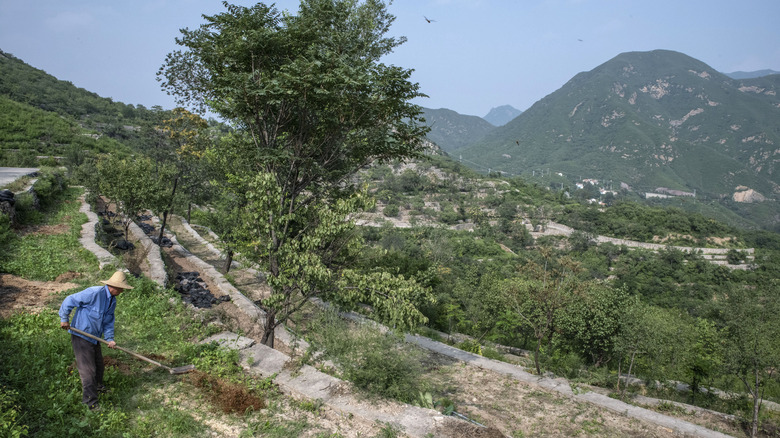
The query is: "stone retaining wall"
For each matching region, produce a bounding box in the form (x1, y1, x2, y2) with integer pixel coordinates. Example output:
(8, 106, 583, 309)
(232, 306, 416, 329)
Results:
(77, 192, 116, 269)
(127, 220, 167, 287)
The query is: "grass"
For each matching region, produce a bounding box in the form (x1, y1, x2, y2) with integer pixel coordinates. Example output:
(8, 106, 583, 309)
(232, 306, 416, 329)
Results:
(0, 175, 33, 192)
(0, 186, 97, 280)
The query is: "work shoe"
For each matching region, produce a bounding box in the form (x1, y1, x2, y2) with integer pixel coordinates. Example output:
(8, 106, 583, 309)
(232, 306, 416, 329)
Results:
(88, 403, 101, 411)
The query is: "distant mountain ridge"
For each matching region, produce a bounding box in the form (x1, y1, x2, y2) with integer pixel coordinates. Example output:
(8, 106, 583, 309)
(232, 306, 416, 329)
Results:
(456, 50, 779, 206)
(483, 105, 523, 126)
(420, 107, 496, 152)
(724, 69, 780, 79)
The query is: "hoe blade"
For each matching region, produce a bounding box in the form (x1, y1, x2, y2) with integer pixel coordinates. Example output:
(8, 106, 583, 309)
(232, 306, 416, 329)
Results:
(169, 364, 196, 375)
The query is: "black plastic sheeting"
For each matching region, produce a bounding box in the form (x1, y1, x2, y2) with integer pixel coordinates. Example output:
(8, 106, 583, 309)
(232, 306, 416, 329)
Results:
(174, 271, 231, 308)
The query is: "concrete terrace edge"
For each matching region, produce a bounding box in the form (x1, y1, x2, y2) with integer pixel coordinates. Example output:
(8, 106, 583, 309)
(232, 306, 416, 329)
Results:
(207, 331, 461, 437)
(127, 221, 167, 287)
(77, 192, 117, 269)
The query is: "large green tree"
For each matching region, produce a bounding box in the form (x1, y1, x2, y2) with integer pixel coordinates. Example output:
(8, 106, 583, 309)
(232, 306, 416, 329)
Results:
(502, 251, 581, 375)
(95, 154, 169, 241)
(721, 285, 780, 438)
(158, 0, 431, 346)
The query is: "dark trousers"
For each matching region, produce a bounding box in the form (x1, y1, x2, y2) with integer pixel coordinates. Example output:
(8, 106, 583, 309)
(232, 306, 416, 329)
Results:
(71, 334, 104, 407)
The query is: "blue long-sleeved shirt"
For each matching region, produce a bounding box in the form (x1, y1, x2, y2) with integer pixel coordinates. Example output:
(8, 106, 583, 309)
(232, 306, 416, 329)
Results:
(59, 285, 116, 344)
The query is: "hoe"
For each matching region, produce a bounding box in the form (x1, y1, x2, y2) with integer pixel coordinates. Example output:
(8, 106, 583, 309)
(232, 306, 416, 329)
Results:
(69, 327, 196, 374)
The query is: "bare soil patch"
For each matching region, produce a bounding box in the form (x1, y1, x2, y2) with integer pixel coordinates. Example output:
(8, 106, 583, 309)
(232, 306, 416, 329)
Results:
(0, 273, 78, 318)
(187, 370, 266, 413)
(17, 223, 70, 237)
(55, 271, 82, 282)
(425, 361, 672, 437)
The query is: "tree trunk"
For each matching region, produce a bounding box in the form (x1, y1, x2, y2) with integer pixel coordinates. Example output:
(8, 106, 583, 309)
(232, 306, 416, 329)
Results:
(534, 337, 542, 375)
(187, 202, 192, 223)
(752, 392, 759, 438)
(261, 311, 276, 348)
(751, 371, 760, 438)
(224, 249, 233, 273)
(158, 211, 169, 245)
(622, 350, 637, 400)
(157, 176, 179, 245)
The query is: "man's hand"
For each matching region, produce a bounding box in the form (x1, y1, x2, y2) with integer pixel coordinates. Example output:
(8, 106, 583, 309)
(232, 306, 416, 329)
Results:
(107, 341, 117, 349)
(60, 321, 70, 330)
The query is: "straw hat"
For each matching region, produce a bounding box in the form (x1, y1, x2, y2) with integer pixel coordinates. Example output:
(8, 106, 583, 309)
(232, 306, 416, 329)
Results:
(101, 271, 134, 290)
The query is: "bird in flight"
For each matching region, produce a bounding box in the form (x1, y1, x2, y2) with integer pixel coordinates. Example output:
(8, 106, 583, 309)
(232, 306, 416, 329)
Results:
(424, 16, 436, 23)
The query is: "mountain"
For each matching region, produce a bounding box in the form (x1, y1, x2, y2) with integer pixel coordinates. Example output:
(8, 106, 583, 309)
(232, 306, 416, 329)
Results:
(724, 69, 780, 79)
(483, 105, 523, 126)
(456, 50, 780, 205)
(420, 107, 496, 152)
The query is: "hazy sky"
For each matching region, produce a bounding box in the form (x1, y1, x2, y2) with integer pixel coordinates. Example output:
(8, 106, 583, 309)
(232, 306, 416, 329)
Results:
(1, 0, 779, 118)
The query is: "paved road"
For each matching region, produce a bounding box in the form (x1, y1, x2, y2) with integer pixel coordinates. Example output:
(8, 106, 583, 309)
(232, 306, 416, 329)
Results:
(0, 167, 39, 188)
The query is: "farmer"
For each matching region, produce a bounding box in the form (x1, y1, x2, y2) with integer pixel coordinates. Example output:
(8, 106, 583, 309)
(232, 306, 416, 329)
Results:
(59, 270, 134, 410)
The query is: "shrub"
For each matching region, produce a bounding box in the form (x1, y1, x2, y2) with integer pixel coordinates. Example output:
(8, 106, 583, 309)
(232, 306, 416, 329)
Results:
(726, 249, 746, 265)
(383, 203, 399, 218)
(0, 214, 13, 248)
(305, 310, 430, 404)
(341, 330, 428, 403)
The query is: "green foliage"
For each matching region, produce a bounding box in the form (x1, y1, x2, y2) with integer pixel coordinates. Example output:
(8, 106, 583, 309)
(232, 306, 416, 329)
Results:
(559, 202, 736, 244)
(683, 318, 721, 404)
(558, 284, 630, 367)
(160, 0, 433, 346)
(0, 385, 28, 438)
(94, 154, 170, 240)
(305, 310, 432, 404)
(2, 233, 91, 281)
(456, 339, 483, 356)
(501, 253, 582, 375)
(721, 285, 780, 435)
(726, 249, 747, 264)
(0, 214, 13, 247)
(383, 202, 400, 217)
(0, 96, 74, 148)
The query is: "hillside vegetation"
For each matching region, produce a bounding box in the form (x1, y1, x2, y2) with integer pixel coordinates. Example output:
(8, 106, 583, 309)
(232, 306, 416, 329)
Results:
(1, 25, 780, 437)
(451, 50, 779, 231)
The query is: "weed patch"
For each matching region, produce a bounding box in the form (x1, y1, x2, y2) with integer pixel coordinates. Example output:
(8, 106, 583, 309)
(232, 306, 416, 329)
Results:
(303, 309, 435, 404)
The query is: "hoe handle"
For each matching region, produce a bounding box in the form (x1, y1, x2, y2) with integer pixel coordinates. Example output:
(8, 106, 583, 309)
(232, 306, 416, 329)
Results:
(68, 327, 170, 371)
